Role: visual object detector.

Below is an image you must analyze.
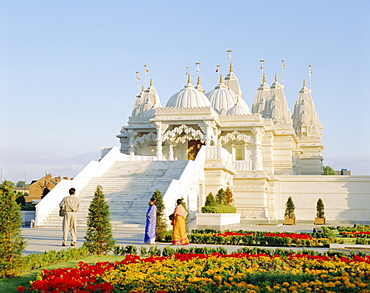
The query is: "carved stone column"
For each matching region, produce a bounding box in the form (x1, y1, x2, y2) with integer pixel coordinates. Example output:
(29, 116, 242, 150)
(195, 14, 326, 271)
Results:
(155, 122, 164, 160)
(128, 129, 135, 156)
(167, 141, 174, 160)
(252, 127, 264, 171)
(204, 121, 213, 147)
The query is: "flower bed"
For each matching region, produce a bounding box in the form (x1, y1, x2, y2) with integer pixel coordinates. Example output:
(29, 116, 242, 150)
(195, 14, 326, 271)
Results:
(187, 230, 331, 247)
(341, 231, 370, 238)
(18, 252, 370, 292)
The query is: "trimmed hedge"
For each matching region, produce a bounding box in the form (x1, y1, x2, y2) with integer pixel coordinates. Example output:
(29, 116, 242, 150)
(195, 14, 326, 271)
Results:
(201, 205, 237, 213)
(23, 246, 89, 271)
(1, 246, 90, 277)
(112, 244, 363, 259)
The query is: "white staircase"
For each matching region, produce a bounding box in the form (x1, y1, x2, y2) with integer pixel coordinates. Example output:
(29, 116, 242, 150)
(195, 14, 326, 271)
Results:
(40, 160, 188, 229)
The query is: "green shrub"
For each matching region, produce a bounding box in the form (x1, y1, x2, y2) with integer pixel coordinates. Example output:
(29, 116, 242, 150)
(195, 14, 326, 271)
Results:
(316, 198, 325, 218)
(202, 188, 236, 213)
(215, 188, 227, 205)
(20, 203, 36, 211)
(284, 196, 295, 218)
(139, 246, 147, 256)
(162, 246, 175, 257)
(201, 205, 237, 213)
(322, 226, 335, 240)
(225, 187, 234, 206)
(204, 192, 216, 206)
(113, 245, 126, 256)
(148, 246, 161, 256)
(125, 245, 137, 255)
(22, 246, 89, 272)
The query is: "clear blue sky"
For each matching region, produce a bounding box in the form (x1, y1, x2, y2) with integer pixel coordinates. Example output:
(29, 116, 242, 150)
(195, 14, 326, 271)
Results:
(1, 0, 370, 183)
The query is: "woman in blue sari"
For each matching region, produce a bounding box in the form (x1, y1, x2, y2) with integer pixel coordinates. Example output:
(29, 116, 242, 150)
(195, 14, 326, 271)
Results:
(144, 197, 157, 245)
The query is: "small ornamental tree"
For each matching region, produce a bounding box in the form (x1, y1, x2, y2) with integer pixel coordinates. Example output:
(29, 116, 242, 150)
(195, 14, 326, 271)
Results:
(204, 192, 216, 206)
(225, 187, 234, 206)
(316, 198, 325, 218)
(215, 188, 227, 205)
(84, 185, 115, 255)
(201, 188, 236, 213)
(151, 190, 167, 241)
(284, 196, 296, 218)
(0, 180, 26, 277)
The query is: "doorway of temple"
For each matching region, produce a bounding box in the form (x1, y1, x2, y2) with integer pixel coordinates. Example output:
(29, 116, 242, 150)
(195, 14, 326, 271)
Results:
(187, 140, 203, 160)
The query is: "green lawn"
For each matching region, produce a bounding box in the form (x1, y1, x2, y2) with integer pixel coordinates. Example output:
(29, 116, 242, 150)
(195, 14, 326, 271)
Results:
(0, 255, 124, 293)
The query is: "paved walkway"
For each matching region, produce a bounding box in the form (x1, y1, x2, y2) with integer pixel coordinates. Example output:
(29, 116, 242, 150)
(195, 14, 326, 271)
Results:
(21, 223, 330, 255)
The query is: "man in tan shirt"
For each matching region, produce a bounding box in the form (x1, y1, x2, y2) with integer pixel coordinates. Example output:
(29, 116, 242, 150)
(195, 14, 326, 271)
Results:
(59, 188, 80, 246)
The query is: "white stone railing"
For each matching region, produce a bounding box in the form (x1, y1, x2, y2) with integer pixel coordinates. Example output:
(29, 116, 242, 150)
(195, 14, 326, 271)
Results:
(36, 146, 133, 226)
(233, 160, 253, 171)
(163, 147, 206, 224)
(205, 146, 235, 171)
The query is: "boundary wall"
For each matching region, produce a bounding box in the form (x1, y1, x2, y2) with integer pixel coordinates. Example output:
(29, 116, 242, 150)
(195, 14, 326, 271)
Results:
(274, 175, 370, 224)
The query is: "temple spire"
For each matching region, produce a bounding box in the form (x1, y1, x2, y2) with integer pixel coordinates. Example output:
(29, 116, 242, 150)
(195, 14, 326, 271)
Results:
(281, 60, 286, 86)
(144, 65, 149, 88)
(260, 60, 265, 79)
(135, 71, 140, 95)
(195, 62, 200, 78)
(227, 50, 232, 68)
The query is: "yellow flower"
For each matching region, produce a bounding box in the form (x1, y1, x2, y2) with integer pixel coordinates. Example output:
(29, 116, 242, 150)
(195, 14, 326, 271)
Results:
(324, 282, 335, 288)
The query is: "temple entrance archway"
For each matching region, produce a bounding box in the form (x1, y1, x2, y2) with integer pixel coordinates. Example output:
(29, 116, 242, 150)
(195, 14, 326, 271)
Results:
(187, 140, 203, 160)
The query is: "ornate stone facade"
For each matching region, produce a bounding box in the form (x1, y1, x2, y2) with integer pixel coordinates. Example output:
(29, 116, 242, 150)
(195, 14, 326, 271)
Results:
(117, 64, 325, 222)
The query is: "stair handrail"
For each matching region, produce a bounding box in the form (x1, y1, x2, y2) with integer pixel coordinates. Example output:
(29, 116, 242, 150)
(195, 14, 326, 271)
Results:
(35, 146, 127, 226)
(163, 146, 206, 222)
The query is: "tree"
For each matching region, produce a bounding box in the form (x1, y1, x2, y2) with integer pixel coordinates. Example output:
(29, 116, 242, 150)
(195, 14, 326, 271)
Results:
(215, 188, 227, 205)
(225, 187, 234, 206)
(15, 192, 26, 205)
(284, 196, 296, 218)
(0, 180, 26, 277)
(316, 198, 325, 218)
(151, 190, 167, 241)
(16, 181, 26, 188)
(204, 192, 216, 206)
(84, 185, 115, 255)
(322, 166, 336, 175)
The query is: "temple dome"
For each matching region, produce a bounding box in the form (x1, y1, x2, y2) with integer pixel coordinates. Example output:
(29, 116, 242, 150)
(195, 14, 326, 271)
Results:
(166, 75, 211, 108)
(237, 96, 250, 113)
(206, 76, 236, 114)
(226, 99, 250, 115)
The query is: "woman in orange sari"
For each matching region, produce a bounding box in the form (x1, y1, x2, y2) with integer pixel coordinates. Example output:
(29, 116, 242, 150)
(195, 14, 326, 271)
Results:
(171, 199, 189, 245)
